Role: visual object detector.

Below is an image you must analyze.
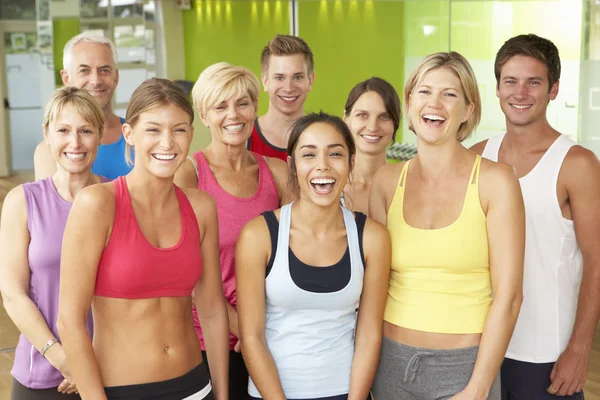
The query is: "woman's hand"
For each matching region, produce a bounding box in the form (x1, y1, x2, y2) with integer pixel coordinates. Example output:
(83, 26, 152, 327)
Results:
(44, 344, 78, 394)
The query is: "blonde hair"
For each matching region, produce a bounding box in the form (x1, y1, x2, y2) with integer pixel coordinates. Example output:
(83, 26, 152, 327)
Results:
(191, 62, 260, 118)
(63, 32, 118, 73)
(404, 52, 481, 142)
(124, 78, 194, 165)
(42, 86, 104, 138)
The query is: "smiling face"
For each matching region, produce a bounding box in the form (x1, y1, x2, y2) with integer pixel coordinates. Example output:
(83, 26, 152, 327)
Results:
(344, 91, 395, 156)
(262, 54, 314, 116)
(45, 103, 101, 175)
(497, 55, 558, 128)
(408, 67, 474, 145)
(124, 103, 193, 179)
(61, 42, 118, 111)
(292, 122, 352, 207)
(202, 93, 257, 148)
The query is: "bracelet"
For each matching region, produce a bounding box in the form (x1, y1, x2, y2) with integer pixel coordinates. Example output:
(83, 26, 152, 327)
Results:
(39, 338, 59, 357)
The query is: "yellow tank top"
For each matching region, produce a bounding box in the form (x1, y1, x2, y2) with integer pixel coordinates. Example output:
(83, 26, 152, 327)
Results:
(384, 155, 492, 334)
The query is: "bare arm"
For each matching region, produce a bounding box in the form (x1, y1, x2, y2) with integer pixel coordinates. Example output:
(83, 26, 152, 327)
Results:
(189, 191, 230, 400)
(550, 147, 600, 396)
(58, 185, 113, 400)
(348, 218, 391, 400)
(469, 140, 489, 156)
(34, 141, 57, 180)
(265, 156, 296, 205)
(174, 157, 199, 189)
(459, 162, 525, 399)
(0, 187, 76, 393)
(368, 163, 402, 223)
(237, 217, 286, 400)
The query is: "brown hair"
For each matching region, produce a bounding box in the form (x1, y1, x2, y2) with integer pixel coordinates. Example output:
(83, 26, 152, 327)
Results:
(287, 111, 355, 195)
(495, 34, 561, 91)
(404, 52, 481, 142)
(344, 77, 401, 142)
(260, 34, 314, 75)
(125, 78, 194, 165)
(42, 86, 104, 138)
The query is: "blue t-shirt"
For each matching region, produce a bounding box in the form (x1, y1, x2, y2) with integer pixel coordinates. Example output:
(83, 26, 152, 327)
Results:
(91, 117, 133, 180)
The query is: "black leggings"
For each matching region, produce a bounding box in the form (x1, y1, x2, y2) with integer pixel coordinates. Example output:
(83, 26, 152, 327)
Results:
(11, 379, 81, 400)
(202, 350, 248, 400)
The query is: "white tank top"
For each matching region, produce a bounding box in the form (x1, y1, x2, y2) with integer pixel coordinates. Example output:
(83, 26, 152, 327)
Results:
(248, 203, 364, 398)
(483, 134, 583, 363)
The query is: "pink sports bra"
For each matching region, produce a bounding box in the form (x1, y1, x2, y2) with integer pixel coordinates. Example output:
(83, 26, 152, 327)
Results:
(95, 176, 202, 299)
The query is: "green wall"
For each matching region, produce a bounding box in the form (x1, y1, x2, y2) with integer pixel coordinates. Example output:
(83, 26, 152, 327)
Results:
(182, 0, 290, 150)
(180, 0, 584, 150)
(297, 0, 405, 142)
(52, 18, 80, 86)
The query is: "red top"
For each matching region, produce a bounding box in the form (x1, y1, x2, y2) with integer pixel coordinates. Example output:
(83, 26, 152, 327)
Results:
(95, 176, 202, 299)
(247, 118, 288, 161)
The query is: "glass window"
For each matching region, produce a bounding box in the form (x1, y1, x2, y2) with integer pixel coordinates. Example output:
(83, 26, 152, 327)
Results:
(115, 68, 148, 104)
(80, 0, 109, 19)
(113, 0, 144, 19)
(144, 0, 156, 22)
(114, 24, 146, 63)
(0, 0, 36, 20)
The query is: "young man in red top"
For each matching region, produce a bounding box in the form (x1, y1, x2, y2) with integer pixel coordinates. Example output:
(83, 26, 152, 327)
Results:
(248, 34, 315, 161)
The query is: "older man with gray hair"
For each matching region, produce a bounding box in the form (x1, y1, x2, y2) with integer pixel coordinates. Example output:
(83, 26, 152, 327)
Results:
(34, 33, 131, 180)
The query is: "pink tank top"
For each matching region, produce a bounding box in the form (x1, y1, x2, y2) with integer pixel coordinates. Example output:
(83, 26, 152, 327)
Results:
(192, 151, 279, 349)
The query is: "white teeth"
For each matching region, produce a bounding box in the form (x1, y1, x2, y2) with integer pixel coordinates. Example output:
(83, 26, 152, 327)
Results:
(511, 104, 532, 109)
(281, 96, 297, 101)
(362, 135, 381, 141)
(65, 153, 85, 160)
(311, 178, 335, 184)
(153, 153, 176, 161)
(423, 114, 446, 121)
(224, 124, 244, 132)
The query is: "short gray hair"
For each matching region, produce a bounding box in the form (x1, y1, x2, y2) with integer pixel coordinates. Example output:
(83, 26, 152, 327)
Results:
(63, 33, 118, 73)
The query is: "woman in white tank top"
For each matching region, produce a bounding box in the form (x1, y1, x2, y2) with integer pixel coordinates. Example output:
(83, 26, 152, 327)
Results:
(236, 112, 391, 400)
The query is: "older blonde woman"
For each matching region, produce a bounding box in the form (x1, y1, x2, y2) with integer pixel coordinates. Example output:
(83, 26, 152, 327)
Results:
(369, 52, 525, 400)
(174, 62, 290, 400)
(0, 86, 105, 399)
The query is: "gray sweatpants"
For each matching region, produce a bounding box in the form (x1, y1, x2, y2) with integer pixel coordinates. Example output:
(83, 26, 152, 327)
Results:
(371, 337, 500, 400)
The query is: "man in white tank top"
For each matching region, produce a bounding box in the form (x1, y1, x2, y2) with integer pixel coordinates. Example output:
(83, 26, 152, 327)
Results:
(471, 34, 600, 399)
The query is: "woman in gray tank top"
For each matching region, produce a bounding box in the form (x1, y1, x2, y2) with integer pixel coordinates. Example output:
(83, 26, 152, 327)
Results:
(236, 112, 391, 400)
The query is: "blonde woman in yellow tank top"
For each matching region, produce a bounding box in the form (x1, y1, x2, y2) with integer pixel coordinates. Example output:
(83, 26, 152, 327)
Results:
(369, 52, 525, 400)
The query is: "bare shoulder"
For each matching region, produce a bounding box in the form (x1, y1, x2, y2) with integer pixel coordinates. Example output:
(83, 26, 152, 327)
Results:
(174, 157, 198, 189)
(374, 162, 405, 185)
(34, 140, 49, 155)
(73, 182, 115, 212)
(240, 213, 271, 239)
(2, 185, 26, 216)
(478, 158, 521, 210)
(264, 156, 289, 178)
(479, 157, 518, 187)
(469, 139, 489, 155)
(562, 145, 600, 182)
(237, 211, 274, 254)
(179, 187, 217, 216)
(362, 215, 391, 248)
